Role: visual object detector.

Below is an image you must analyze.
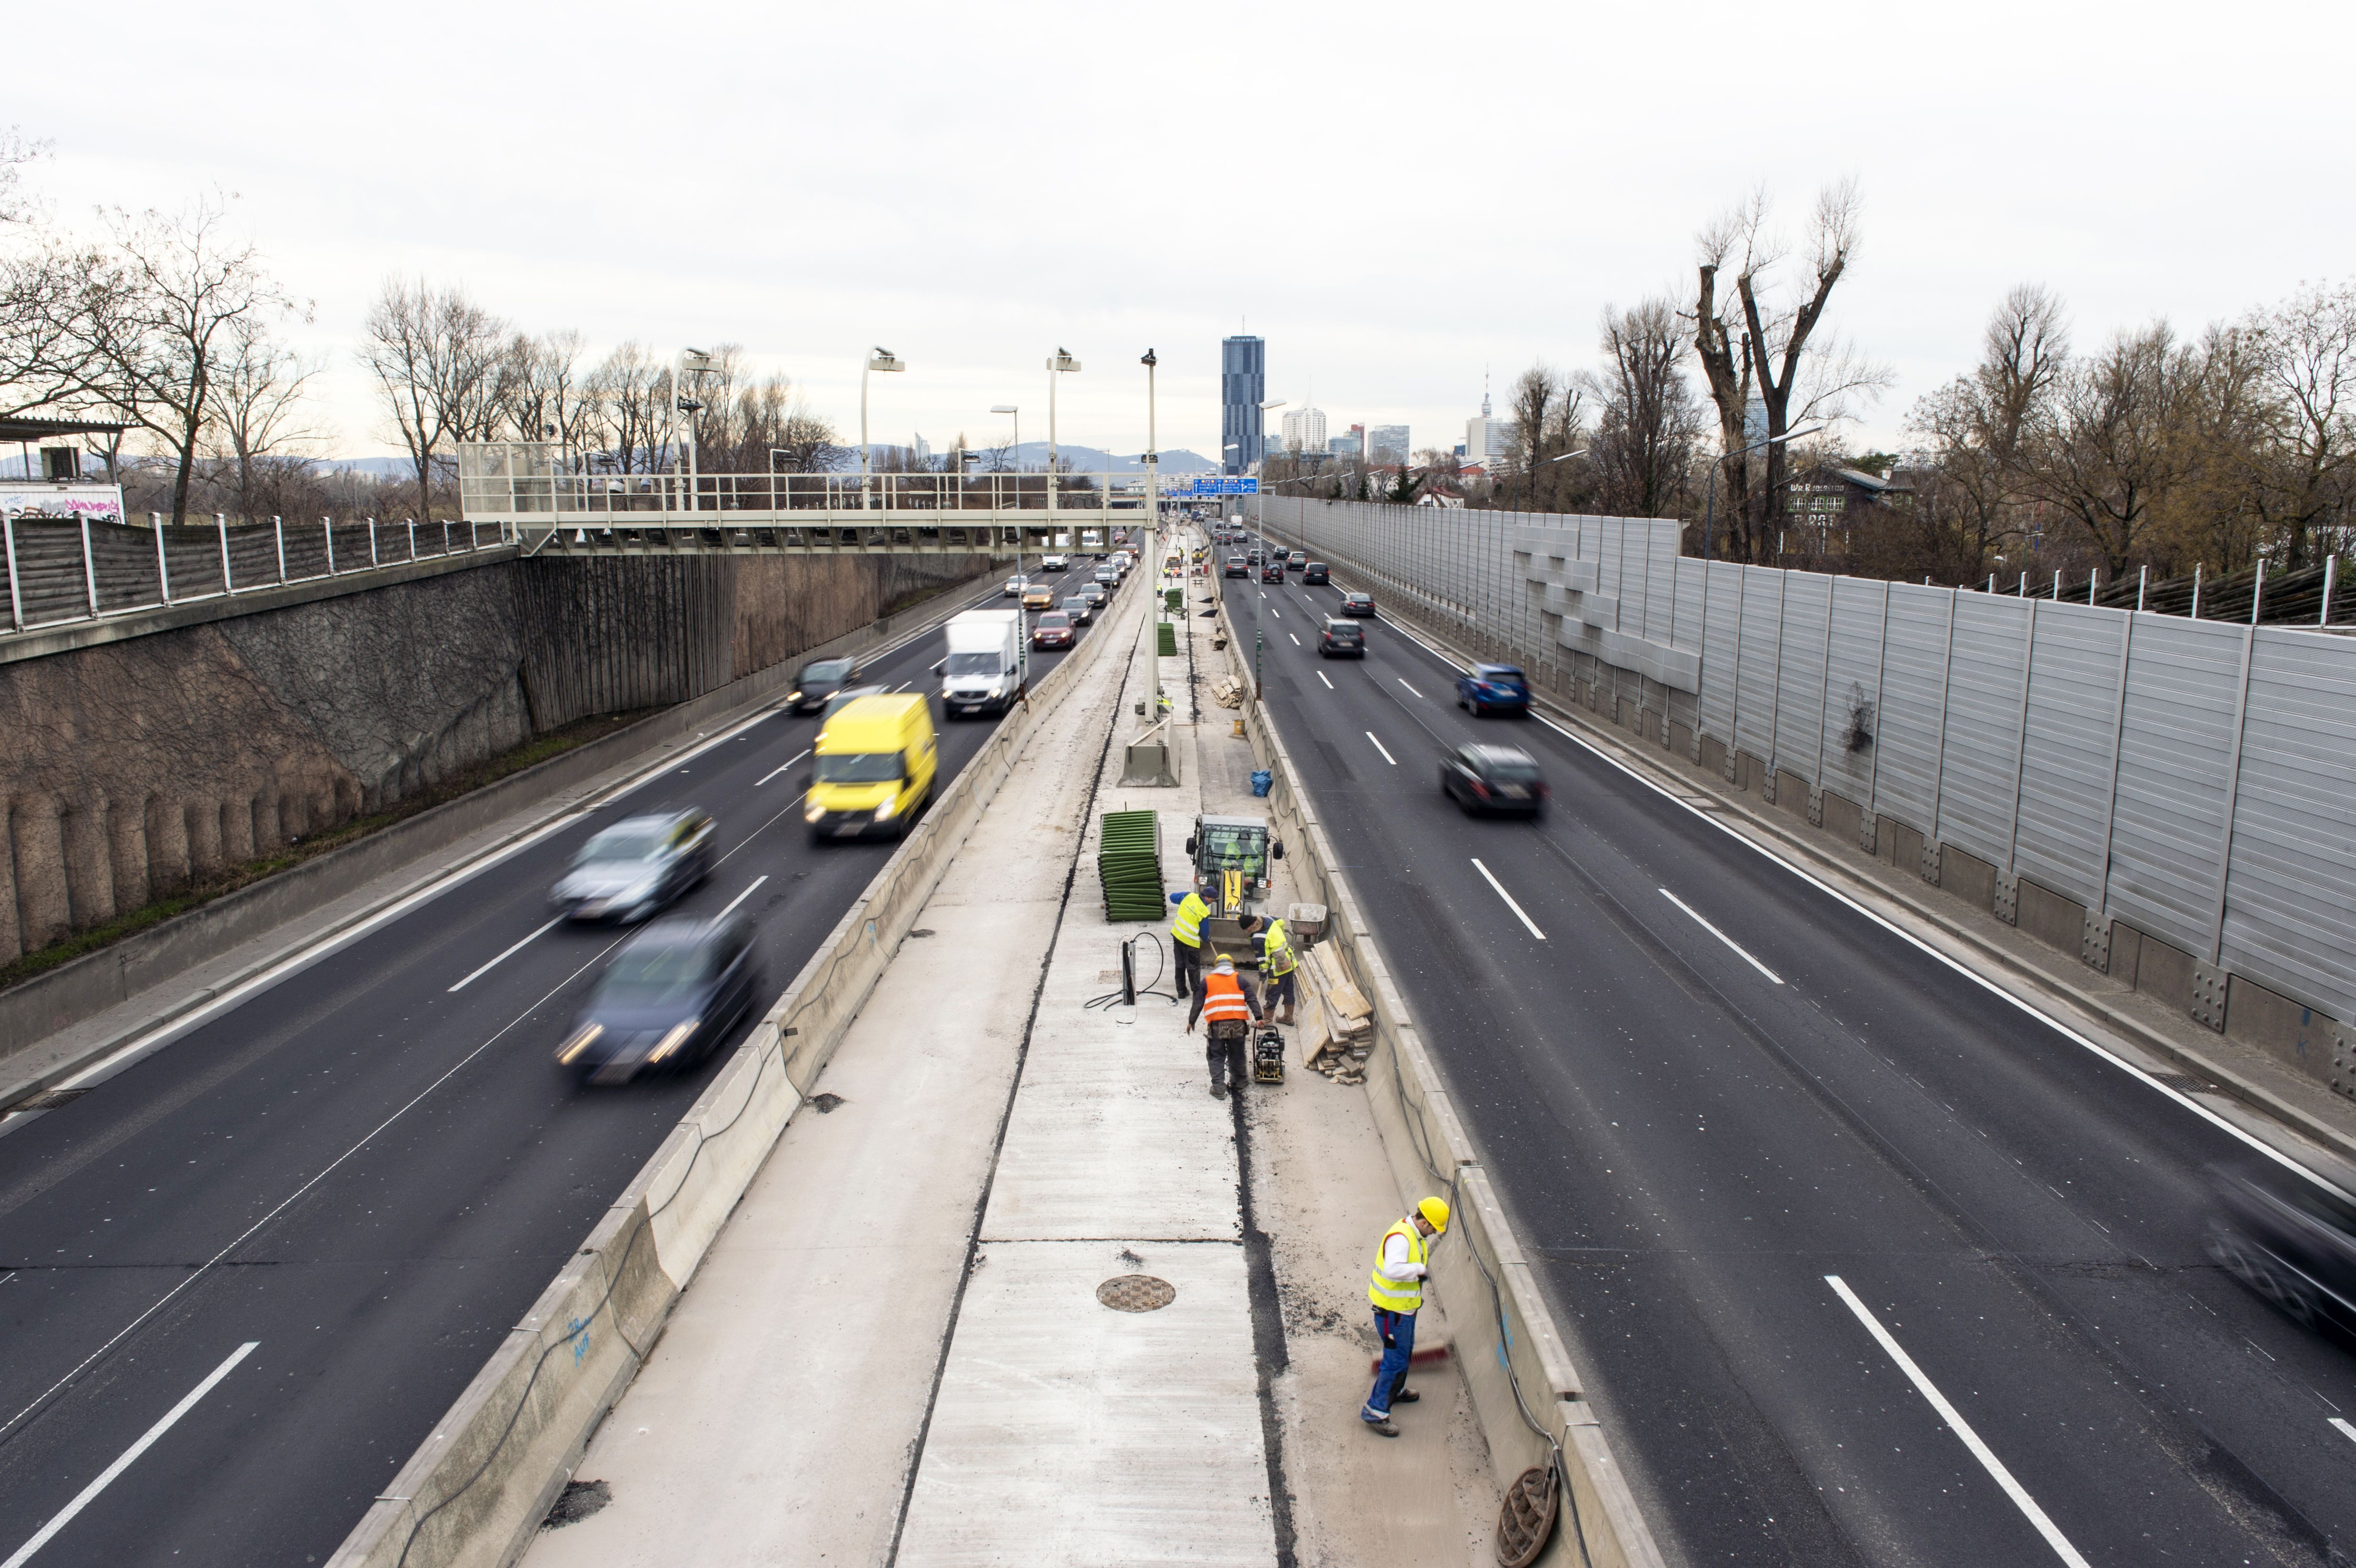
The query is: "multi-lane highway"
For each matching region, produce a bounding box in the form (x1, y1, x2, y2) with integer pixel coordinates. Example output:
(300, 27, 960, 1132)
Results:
(0, 568, 1111, 1567)
(1236, 557, 2356, 1566)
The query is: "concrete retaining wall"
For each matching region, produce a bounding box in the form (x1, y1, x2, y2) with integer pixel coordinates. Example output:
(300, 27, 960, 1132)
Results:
(1210, 591, 1666, 1568)
(0, 569, 1004, 1091)
(324, 571, 1130, 1568)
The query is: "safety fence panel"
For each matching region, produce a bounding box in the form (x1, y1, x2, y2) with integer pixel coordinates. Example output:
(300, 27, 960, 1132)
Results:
(2225, 629, 2356, 1022)
(1933, 593, 2032, 868)
(1733, 567, 1784, 762)
(1697, 561, 1743, 745)
(2104, 616, 2247, 962)
(1872, 585, 1952, 830)
(2012, 602, 2127, 909)
(1772, 572, 1832, 783)
(1820, 576, 1889, 811)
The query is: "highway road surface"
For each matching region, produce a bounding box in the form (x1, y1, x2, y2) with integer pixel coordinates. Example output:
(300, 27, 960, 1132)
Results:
(1238, 558, 2356, 1567)
(0, 568, 1108, 1568)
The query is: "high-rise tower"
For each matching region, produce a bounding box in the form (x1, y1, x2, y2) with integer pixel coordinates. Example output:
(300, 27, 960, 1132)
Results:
(1221, 336, 1265, 474)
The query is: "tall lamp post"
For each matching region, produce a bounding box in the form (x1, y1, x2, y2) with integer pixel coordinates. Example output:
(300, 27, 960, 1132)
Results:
(1137, 348, 1163, 733)
(1704, 424, 1821, 562)
(673, 348, 714, 512)
(861, 346, 905, 512)
(1046, 348, 1080, 517)
(1249, 399, 1287, 698)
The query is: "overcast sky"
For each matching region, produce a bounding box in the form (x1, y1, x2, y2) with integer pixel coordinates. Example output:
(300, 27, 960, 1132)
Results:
(11, 0, 2350, 467)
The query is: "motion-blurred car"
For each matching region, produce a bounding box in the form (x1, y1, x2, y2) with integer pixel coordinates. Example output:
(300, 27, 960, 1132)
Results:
(1440, 744, 1548, 817)
(1003, 575, 1028, 597)
(1061, 595, 1094, 626)
(1318, 618, 1365, 657)
(551, 810, 715, 923)
(1093, 566, 1119, 588)
(2207, 1162, 2356, 1334)
(1302, 562, 1330, 585)
(1040, 554, 1069, 572)
(1260, 561, 1285, 583)
(1223, 556, 1249, 578)
(554, 914, 763, 1084)
(1079, 582, 1109, 610)
(1457, 664, 1531, 717)
(1032, 610, 1075, 649)
(786, 657, 861, 715)
(1288, 550, 1308, 569)
(1340, 591, 1377, 617)
(1022, 583, 1057, 611)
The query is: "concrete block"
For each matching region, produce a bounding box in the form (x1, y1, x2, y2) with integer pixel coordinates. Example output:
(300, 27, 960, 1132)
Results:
(2016, 876, 2084, 957)
(1820, 790, 1864, 849)
(2222, 974, 2332, 1078)
(1699, 734, 1728, 778)
(1940, 845, 1998, 911)
(2129, 927, 2195, 1012)
(1669, 719, 1696, 762)
(2189, 960, 2228, 1033)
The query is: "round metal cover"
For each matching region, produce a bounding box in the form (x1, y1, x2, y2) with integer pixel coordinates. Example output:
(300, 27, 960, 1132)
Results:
(1096, 1274, 1177, 1313)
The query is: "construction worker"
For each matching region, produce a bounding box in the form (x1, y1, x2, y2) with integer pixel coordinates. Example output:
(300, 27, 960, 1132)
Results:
(1168, 888, 1210, 997)
(1362, 1196, 1450, 1437)
(1241, 913, 1298, 1026)
(1185, 952, 1263, 1099)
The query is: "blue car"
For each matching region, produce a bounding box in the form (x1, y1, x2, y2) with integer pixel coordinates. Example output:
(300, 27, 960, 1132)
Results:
(1457, 664, 1530, 717)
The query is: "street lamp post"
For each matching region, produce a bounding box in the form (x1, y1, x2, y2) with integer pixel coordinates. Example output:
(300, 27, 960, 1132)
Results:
(1704, 424, 1822, 562)
(861, 347, 906, 512)
(1046, 348, 1080, 516)
(674, 348, 714, 513)
(1250, 399, 1287, 699)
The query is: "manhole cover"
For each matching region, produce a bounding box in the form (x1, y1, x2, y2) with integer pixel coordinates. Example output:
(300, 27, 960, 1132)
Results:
(11, 1088, 88, 1113)
(2148, 1072, 2208, 1095)
(1096, 1274, 1177, 1313)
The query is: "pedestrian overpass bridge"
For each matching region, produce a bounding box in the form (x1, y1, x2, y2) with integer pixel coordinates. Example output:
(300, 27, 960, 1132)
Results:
(459, 441, 1156, 558)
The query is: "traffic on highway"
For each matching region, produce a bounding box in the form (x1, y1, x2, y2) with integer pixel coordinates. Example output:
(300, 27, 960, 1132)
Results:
(1231, 537, 2356, 1567)
(0, 566, 1125, 1567)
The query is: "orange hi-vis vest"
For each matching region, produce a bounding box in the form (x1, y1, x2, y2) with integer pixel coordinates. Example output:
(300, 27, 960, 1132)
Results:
(1200, 971, 1254, 1025)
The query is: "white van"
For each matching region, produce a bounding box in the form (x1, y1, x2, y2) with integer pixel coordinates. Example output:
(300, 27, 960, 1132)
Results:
(939, 609, 1025, 716)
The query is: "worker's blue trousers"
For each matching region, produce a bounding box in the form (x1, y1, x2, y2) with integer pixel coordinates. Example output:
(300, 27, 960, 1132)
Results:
(1363, 1307, 1416, 1418)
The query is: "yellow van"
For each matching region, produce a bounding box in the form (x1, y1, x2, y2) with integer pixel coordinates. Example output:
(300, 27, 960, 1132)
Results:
(805, 694, 937, 842)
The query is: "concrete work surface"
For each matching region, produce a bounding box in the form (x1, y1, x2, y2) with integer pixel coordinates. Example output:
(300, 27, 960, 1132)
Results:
(525, 528, 1503, 1568)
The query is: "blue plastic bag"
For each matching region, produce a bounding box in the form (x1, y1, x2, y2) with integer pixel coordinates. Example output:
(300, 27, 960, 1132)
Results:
(1250, 768, 1273, 798)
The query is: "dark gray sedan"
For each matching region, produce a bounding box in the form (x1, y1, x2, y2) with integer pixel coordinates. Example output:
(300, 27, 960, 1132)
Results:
(555, 913, 764, 1084)
(549, 810, 715, 923)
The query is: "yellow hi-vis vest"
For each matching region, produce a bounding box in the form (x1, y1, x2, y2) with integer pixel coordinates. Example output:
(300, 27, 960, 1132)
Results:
(1368, 1219, 1426, 1313)
(1261, 918, 1296, 977)
(1171, 893, 1209, 949)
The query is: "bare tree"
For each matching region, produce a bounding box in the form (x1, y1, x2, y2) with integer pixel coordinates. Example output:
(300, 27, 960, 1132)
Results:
(359, 275, 506, 518)
(0, 125, 46, 227)
(1899, 285, 2069, 579)
(491, 328, 590, 449)
(582, 340, 670, 473)
(73, 196, 304, 525)
(1691, 181, 1889, 560)
(2239, 281, 2356, 567)
(206, 315, 324, 521)
(2025, 322, 2203, 576)
(1582, 298, 1705, 520)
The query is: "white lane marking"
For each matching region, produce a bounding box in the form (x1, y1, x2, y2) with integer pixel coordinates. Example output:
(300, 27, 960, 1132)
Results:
(1658, 889, 1785, 984)
(1, 1341, 259, 1568)
(893, 681, 910, 692)
(447, 916, 562, 993)
(716, 875, 768, 918)
(1271, 608, 1281, 619)
(2333, 1417, 2356, 1447)
(1825, 1277, 2091, 1568)
(1471, 859, 1547, 940)
(1364, 731, 1397, 766)
(756, 749, 810, 786)
(1289, 633, 1301, 647)
(1396, 677, 1424, 699)
(0, 936, 627, 1443)
(1317, 671, 1334, 690)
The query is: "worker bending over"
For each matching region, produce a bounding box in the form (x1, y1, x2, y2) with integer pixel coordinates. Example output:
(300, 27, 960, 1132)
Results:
(1362, 1196, 1450, 1437)
(1167, 888, 1210, 997)
(1239, 913, 1298, 1026)
(1185, 952, 1263, 1100)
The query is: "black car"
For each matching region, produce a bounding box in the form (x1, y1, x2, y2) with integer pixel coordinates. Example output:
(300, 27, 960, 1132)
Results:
(549, 810, 715, 923)
(1222, 556, 1249, 578)
(1440, 744, 1549, 817)
(2208, 1162, 2356, 1334)
(1302, 562, 1330, 585)
(555, 914, 764, 1084)
(1079, 582, 1109, 609)
(1318, 618, 1364, 657)
(1061, 595, 1095, 625)
(1340, 591, 1376, 617)
(788, 657, 861, 714)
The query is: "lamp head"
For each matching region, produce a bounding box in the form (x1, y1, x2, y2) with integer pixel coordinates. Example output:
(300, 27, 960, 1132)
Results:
(1051, 348, 1081, 373)
(869, 348, 905, 373)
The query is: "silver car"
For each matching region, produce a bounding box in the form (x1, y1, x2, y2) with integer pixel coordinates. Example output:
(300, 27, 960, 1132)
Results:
(551, 810, 716, 923)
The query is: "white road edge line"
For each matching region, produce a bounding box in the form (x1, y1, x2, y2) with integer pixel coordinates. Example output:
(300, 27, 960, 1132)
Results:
(716, 875, 768, 918)
(447, 917, 563, 993)
(756, 749, 810, 786)
(1364, 731, 1397, 766)
(1344, 592, 2348, 1198)
(1397, 678, 1423, 699)
(1471, 859, 1547, 940)
(1317, 671, 1334, 690)
(2333, 1417, 2356, 1447)
(1659, 888, 1784, 984)
(1824, 1277, 2092, 1568)
(1, 1341, 259, 1568)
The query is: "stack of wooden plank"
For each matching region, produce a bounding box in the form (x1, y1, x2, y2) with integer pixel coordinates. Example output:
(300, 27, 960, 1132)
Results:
(1299, 940, 1375, 1084)
(1211, 678, 1245, 709)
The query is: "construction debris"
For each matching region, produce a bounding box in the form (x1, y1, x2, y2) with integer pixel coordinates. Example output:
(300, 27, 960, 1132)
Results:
(1300, 940, 1375, 1081)
(1211, 678, 1245, 709)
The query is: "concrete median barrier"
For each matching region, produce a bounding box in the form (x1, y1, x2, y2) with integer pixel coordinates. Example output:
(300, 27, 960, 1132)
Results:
(326, 581, 1134, 1568)
(1211, 590, 1667, 1568)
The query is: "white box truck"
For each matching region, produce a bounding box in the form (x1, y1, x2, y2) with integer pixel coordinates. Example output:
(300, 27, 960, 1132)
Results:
(938, 609, 1025, 717)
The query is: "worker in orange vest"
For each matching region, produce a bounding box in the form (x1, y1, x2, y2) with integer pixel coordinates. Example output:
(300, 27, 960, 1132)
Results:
(1184, 952, 1264, 1100)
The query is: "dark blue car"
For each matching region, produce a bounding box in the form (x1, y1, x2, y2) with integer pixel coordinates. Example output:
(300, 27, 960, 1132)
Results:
(1457, 664, 1530, 717)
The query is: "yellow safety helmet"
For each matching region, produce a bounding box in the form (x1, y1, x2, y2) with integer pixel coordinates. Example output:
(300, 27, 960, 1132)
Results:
(1212, 952, 1236, 969)
(1417, 1196, 1451, 1232)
